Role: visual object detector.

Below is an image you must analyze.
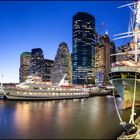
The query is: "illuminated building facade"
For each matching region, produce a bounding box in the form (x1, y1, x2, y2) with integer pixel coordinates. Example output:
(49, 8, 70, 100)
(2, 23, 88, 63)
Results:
(95, 34, 115, 85)
(19, 52, 31, 82)
(116, 42, 135, 61)
(44, 59, 54, 82)
(29, 48, 46, 81)
(72, 12, 96, 85)
(51, 42, 72, 85)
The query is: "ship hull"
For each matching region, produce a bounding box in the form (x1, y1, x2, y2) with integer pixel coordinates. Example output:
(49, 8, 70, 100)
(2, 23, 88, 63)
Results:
(108, 71, 140, 109)
(4, 89, 89, 100)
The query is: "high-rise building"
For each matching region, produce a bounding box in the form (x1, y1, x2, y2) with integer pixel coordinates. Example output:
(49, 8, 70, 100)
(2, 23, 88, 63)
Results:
(19, 52, 31, 82)
(44, 59, 54, 82)
(95, 34, 114, 85)
(29, 48, 46, 81)
(72, 12, 96, 85)
(51, 42, 72, 85)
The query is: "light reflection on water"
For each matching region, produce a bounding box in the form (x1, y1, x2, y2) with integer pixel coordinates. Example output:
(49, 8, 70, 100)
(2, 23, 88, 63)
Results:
(0, 96, 138, 139)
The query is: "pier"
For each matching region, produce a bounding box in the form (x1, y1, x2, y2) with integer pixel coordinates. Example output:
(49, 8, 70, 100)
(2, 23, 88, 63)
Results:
(88, 92, 112, 97)
(88, 89, 119, 97)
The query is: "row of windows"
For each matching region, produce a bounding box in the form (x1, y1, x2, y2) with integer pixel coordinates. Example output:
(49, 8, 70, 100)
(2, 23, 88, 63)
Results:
(17, 92, 87, 96)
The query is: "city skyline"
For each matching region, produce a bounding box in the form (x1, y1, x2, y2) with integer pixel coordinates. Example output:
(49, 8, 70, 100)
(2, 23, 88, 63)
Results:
(0, 1, 130, 83)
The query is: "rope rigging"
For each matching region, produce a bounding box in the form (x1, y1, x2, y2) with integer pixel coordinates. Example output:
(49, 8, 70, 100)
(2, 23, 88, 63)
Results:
(112, 87, 125, 126)
(129, 72, 137, 124)
(111, 78, 138, 135)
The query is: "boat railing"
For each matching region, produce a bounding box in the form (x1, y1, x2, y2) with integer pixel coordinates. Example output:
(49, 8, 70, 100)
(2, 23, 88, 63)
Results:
(112, 66, 140, 72)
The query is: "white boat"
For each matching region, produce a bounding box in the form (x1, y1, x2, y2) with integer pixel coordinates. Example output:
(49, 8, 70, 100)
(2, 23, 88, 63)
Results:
(108, 2, 140, 109)
(1, 75, 89, 100)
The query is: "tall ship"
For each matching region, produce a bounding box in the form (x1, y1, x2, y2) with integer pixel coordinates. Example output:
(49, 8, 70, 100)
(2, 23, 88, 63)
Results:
(108, 1, 140, 109)
(0, 74, 89, 100)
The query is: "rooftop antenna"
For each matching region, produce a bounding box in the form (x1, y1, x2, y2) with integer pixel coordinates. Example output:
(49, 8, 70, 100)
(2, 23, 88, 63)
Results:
(105, 30, 108, 35)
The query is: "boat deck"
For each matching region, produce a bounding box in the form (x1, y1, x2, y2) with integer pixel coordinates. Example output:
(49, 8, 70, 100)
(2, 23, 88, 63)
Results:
(118, 116, 140, 139)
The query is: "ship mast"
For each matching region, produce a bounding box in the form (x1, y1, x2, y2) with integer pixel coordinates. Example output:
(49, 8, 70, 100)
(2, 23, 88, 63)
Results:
(113, 1, 140, 62)
(134, 0, 140, 61)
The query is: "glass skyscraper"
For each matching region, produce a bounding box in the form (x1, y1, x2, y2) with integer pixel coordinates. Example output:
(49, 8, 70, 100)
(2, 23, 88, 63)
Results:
(19, 52, 31, 82)
(29, 48, 46, 81)
(72, 12, 96, 85)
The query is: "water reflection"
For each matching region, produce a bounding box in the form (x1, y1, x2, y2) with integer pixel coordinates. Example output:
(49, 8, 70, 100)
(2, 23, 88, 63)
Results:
(14, 102, 31, 133)
(0, 97, 138, 139)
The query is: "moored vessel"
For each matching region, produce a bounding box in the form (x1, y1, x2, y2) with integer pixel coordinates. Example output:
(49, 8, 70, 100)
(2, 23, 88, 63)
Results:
(109, 61, 140, 109)
(1, 75, 89, 100)
(108, 1, 140, 109)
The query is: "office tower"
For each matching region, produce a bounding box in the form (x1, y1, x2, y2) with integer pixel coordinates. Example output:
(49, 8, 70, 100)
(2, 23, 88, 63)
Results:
(51, 42, 72, 85)
(72, 12, 96, 85)
(44, 59, 54, 82)
(19, 52, 31, 82)
(95, 34, 112, 85)
(29, 48, 46, 80)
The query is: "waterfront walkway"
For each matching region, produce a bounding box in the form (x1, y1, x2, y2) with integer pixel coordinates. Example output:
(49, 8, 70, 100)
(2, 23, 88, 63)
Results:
(118, 116, 140, 139)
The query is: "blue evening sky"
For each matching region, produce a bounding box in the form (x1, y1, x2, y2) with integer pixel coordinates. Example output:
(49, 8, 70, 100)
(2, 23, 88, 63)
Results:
(0, 1, 130, 83)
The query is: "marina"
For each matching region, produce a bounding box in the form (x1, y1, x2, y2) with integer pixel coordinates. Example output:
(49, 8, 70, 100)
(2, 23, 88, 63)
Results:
(0, 88, 139, 139)
(0, 1, 139, 139)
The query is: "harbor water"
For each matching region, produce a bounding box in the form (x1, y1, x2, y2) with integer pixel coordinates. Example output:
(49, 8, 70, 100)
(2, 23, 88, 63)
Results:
(0, 96, 139, 139)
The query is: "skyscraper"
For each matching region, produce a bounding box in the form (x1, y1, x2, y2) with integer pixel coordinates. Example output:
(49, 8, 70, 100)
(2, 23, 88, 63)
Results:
(51, 42, 72, 85)
(95, 34, 113, 85)
(29, 48, 46, 81)
(72, 12, 96, 85)
(44, 59, 54, 82)
(19, 52, 31, 82)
